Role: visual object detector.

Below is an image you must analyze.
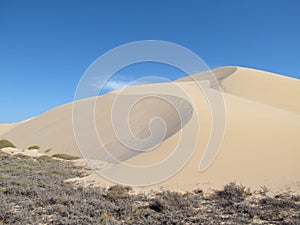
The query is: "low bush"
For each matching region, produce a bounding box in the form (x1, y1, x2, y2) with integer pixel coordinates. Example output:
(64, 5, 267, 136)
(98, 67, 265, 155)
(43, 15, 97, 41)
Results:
(38, 155, 52, 161)
(0, 139, 16, 149)
(44, 148, 52, 153)
(105, 185, 132, 200)
(214, 182, 251, 202)
(149, 199, 165, 212)
(28, 145, 40, 150)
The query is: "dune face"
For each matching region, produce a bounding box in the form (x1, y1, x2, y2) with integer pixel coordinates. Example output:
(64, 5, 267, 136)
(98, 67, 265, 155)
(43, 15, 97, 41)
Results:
(73, 94, 193, 164)
(1, 66, 300, 192)
(0, 123, 19, 135)
(219, 67, 300, 114)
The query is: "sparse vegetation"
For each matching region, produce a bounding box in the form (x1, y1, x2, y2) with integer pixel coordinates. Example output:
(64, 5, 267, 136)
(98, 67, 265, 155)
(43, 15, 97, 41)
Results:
(51, 153, 80, 160)
(28, 145, 40, 150)
(214, 182, 251, 202)
(0, 150, 299, 224)
(0, 139, 16, 149)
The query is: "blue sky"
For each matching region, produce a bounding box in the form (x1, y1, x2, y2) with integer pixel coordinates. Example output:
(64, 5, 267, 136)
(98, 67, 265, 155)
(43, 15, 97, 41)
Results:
(0, 0, 300, 122)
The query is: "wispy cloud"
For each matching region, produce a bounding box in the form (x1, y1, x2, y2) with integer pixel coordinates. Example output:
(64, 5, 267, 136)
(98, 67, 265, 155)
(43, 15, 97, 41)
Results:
(88, 77, 134, 95)
(104, 80, 131, 91)
(88, 73, 169, 95)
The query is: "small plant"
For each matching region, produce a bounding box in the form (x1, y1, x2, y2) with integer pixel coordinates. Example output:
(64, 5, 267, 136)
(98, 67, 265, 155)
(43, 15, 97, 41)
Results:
(149, 198, 165, 212)
(38, 155, 51, 161)
(44, 148, 52, 153)
(105, 185, 132, 200)
(0, 139, 16, 149)
(0, 174, 10, 180)
(51, 154, 80, 160)
(28, 145, 40, 150)
(258, 186, 269, 196)
(214, 182, 251, 202)
(12, 179, 30, 187)
(38, 182, 46, 188)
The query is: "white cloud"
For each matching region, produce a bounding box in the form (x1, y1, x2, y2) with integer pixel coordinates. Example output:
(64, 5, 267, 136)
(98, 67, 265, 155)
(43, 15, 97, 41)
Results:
(88, 75, 160, 94)
(104, 80, 130, 91)
(88, 78, 131, 92)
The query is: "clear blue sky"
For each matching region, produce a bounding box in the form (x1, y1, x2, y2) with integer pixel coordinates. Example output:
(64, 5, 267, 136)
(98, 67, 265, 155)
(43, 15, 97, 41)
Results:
(1, 0, 300, 123)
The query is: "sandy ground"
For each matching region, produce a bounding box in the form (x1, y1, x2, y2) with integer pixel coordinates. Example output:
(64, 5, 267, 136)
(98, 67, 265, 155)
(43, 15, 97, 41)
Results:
(1, 147, 45, 158)
(1, 66, 299, 193)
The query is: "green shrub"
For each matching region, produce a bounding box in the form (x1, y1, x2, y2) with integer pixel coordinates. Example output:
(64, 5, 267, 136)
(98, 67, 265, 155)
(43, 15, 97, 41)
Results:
(28, 145, 40, 150)
(51, 154, 80, 160)
(44, 148, 52, 153)
(0, 139, 16, 149)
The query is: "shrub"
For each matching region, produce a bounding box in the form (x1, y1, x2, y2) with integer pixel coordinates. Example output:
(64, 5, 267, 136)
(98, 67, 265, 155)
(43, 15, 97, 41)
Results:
(214, 182, 251, 202)
(44, 148, 52, 153)
(105, 185, 132, 200)
(51, 154, 80, 160)
(148, 190, 190, 213)
(28, 145, 40, 150)
(149, 199, 165, 212)
(38, 155, 52, 161)
(0, 139, 16, 149)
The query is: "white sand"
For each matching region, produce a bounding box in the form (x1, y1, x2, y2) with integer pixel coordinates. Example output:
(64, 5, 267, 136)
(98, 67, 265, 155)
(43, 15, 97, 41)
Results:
(0, 117, 33, 135)
(1, 147, 45, 158)
(0, 123, 19, 135)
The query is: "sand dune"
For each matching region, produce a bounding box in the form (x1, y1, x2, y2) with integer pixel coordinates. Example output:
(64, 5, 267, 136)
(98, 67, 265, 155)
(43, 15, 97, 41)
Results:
(1, 66, 299, 192)
(0, 123, 19, 136)
(0, 117, 33, 135)
(178, 66, 300, 113)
